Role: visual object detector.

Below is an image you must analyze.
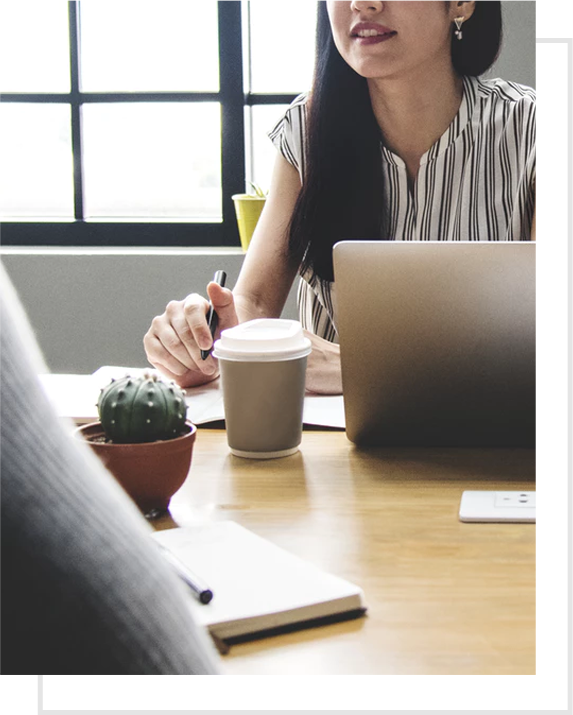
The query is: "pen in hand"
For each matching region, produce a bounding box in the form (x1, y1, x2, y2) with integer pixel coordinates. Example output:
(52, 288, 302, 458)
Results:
(157, 543, 214, 605)
(201, 270, 227, 360)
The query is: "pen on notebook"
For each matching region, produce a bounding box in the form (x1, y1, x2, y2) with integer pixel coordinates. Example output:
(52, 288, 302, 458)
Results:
(201, 270, 227, 360)
(157, 544, 214, 605)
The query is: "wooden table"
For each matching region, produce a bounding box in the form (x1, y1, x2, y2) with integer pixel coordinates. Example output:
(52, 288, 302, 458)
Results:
(153, 428, 535, 675)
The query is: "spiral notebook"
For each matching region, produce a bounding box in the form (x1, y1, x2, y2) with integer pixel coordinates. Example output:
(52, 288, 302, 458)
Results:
(152, 521, 366, 646)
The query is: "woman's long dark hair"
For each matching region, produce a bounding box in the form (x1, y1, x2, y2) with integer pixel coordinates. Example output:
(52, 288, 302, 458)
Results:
(288, 1, 503, 282)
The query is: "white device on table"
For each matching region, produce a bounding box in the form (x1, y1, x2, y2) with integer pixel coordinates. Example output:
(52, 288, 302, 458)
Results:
(459, 490, 536, 523)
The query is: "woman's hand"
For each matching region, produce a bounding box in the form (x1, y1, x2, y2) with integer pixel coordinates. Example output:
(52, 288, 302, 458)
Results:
(304, 331, 342, 395)
(144, 153, 304, 389)
(143, 282, 239, 388)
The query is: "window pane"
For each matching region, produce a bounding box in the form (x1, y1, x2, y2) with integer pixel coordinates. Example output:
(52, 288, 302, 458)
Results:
(0, 3, 70, 92)
(248, 105, 289, 194)
(0, 104, 74, 219)
(248, 1, 316, 93)
(82, 103, 222, 220)
(80, 1, 219, 92)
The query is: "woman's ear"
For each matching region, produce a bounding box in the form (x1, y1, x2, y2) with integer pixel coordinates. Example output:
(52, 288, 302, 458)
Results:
(450, 1, 476, 23)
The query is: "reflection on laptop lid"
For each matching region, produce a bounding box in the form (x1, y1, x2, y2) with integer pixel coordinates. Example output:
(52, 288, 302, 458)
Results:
(333, 241, 535, 447)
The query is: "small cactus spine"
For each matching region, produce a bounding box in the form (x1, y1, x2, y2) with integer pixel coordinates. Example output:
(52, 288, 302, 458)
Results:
(97, 373, 187, 443)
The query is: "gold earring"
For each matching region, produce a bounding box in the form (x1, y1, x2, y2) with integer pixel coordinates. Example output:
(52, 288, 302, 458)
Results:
(454, 16, 465, 41)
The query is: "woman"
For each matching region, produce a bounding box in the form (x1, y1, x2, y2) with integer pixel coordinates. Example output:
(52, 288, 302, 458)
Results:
(144, 1, 535, 395)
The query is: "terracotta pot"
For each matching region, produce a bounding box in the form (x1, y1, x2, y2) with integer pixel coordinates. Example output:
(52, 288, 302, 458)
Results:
(74, 421, 197, 514)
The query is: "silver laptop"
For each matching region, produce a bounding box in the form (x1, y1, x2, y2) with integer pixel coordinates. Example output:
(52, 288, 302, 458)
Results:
(333, 241, 535, 447)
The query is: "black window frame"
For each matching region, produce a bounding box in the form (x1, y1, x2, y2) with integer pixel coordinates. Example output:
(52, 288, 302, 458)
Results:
(0, 1, 298, 248)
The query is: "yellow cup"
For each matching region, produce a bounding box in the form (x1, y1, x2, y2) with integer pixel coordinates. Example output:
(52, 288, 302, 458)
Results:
(232, 194, 266, 252)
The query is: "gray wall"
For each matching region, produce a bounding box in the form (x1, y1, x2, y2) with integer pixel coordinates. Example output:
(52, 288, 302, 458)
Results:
(0, 2, 535, 374)
(0, 248, 298, 373)
(488, 1, 536, 88)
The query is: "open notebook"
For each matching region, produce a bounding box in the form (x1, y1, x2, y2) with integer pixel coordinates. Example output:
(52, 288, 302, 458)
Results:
(152, 521, 366, 645)
(38, 365, 346, 429)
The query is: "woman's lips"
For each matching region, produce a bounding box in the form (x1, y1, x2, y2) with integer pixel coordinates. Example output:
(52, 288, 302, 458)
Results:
(354, 32, 396, 45)
(351, 23, 397, 45)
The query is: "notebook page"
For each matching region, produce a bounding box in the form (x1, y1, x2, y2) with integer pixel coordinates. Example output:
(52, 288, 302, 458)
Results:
(40, 367, 346, 428)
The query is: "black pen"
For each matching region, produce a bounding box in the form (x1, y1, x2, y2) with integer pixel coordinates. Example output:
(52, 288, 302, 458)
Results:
(201, 270, 227, 360)
(157, 544, 214, 605)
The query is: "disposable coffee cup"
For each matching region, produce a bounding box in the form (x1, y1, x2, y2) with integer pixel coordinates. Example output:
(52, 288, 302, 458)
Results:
(213, 319, 312, 459)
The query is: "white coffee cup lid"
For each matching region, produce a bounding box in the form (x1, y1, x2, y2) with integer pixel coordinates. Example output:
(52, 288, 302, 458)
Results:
(213, 319, 312, 362)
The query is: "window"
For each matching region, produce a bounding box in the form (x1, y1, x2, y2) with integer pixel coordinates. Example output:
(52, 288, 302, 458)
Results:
(0, 1, 316, 247)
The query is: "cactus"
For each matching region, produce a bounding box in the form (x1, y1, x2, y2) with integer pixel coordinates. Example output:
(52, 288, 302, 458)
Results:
(97, 373, 187, 444)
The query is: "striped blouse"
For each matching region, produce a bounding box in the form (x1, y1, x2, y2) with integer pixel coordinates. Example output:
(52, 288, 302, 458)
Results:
(268, 75, 536, 343)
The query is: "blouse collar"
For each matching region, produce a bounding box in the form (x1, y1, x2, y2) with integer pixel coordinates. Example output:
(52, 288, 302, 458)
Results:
(380, 75, 479, 167)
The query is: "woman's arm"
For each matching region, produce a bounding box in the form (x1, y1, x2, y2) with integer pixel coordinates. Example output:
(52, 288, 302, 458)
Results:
(144, 152, 343, 393)
(232, 154, 302, 322)
(143, 154, 300, 387)
(143, 155, 300, 387)
(236, 156, 343, 394)
(234, 158, 342, 393)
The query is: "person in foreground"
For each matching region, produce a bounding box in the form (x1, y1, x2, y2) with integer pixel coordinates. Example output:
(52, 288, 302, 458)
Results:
(144, 1, 536, 395)
(0, 266, 220, 674)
